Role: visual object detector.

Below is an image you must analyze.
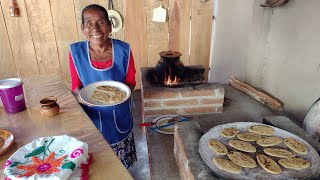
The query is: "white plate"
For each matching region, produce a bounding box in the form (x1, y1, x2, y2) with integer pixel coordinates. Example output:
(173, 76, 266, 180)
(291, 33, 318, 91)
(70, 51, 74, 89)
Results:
(79, 80, 131, 107)
(199, 122, 320, 180)
(152, 115, 179, 135)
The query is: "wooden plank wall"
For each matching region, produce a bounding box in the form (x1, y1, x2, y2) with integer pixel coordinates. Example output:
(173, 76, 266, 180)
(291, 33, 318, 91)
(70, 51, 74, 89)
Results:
(0, 2, 16, 79)
(0, 0, 213, 89)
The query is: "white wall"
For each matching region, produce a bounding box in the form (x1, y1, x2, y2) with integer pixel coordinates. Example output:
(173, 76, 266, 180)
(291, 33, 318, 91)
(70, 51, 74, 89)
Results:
(246, 0, 320, 121)
(210, 0, 320, 122)
(208, 0, 254, 83)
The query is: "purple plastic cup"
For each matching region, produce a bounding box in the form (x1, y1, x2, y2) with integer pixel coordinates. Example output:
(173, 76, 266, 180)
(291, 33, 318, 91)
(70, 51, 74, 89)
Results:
(0, 78, 26, 113)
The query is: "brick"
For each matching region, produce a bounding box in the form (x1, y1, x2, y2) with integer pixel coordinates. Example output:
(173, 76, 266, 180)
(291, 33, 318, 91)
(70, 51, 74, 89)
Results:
(163, 99, 199, 106)
(144, 101, 161, 108)
(182, 106, 218, 114)
(178, 162, 188, 180)
(143, 90, 180, 99)
(174, 145, 184, 169)
(174, 132, 188, 165)
(200, 98, 224, 105)
(216, 105, 223, 112)
(215, 87, 225, 95)
(220, 87, 225, 94)
(175, 147, 186, 171)
(178, 159, 193, 179)
(174, 121, 215, 179)
(144, 108, 180, 117)
(175, 133, 194, 180)
(186, 164, 194, 180)
(181, 89, 213, 97)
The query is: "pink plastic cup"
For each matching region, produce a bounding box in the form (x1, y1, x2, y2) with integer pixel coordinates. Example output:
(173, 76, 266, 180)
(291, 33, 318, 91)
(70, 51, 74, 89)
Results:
(0, 78, 26, 113)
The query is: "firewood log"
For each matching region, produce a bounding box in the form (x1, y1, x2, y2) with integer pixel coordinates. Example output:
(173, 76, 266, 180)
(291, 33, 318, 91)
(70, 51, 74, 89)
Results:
(229, 76, 283, 111)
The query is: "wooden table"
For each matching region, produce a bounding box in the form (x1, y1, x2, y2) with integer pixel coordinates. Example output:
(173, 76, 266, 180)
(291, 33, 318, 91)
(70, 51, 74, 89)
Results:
(0, 74, 133, 179)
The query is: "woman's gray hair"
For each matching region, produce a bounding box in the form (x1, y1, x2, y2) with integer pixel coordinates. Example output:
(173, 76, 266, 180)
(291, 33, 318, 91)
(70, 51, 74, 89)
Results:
(81, 4, 111, 25)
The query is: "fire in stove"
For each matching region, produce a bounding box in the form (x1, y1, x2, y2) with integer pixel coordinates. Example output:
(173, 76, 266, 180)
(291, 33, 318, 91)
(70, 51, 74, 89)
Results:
(155, 50, 184, 87)
(163, 66, 180, 86)
(147, 65, 205, 88)
(151, 50, 205, 87)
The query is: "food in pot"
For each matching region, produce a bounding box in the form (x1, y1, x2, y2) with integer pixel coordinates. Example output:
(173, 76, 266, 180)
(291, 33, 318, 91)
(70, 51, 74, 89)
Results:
(90, 85, 126, 104)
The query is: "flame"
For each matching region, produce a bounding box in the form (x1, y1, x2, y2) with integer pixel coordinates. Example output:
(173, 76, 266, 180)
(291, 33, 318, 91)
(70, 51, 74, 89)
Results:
(164, 76, 180, 86)
(163, 66, 180, 86)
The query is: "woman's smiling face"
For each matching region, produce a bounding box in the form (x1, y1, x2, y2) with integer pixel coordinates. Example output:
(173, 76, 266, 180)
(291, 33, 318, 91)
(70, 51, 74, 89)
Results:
(82, 9, 111, 46)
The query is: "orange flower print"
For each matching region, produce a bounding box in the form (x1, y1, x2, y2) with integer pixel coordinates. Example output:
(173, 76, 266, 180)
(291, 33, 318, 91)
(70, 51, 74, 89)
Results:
(16, 152, 67, 177)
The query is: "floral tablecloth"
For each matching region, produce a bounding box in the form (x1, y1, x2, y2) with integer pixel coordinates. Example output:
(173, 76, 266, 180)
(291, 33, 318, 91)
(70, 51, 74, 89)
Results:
(4, 135, 89, 180)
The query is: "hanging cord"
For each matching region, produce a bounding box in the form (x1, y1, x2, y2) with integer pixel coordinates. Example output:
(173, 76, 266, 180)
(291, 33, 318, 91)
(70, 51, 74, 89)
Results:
(108, 0, 115, 30)
(154, 0, 164, 8)
(108, 0, 114, 10)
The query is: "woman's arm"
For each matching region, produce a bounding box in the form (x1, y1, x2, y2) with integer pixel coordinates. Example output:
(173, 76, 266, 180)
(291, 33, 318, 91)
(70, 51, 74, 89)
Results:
(69, 53, 83, 99)
(69, 53, 83, 91)
(125, 50, 136, 91)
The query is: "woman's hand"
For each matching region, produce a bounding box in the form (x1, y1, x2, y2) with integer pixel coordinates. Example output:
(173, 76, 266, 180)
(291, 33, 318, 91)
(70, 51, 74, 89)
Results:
(127, 84, 135, 92)
(72, 87, 81, 98)
(72, 86, 91, 106)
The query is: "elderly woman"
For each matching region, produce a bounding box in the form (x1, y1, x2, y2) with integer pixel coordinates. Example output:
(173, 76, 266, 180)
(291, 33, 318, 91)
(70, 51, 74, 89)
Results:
(68, 4, 137, 168)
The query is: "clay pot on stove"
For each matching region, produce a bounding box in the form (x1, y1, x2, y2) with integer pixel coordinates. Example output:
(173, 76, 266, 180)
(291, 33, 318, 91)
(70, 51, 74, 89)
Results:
(40, 96, 60, 117)
(155, 50, 184, 83)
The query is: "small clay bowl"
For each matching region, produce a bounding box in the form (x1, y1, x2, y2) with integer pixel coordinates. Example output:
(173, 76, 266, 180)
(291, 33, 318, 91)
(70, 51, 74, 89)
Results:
(40, 96, 60, 116)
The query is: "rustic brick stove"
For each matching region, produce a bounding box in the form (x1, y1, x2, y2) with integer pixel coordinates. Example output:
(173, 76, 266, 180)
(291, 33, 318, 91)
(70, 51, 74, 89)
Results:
(140, 66, 225, 119)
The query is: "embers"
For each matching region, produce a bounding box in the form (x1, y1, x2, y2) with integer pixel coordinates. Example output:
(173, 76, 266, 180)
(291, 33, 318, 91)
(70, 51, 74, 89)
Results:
(155, 59, 184, 86)
(147, 65, 205, 88)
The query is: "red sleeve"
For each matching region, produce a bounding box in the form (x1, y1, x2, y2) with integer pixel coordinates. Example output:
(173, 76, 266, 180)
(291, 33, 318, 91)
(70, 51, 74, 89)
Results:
(125, 50, 136, 87)
(69, 53, 83, 91)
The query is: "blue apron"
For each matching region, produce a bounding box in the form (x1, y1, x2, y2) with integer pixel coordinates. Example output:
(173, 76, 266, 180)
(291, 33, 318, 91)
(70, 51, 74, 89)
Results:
(70, 39, 133, 144)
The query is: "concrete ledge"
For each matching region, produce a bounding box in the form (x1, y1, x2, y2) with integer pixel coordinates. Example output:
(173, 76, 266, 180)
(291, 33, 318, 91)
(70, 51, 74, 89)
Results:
(263, 116, 320, 154)
(174, 121, 221, 179)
